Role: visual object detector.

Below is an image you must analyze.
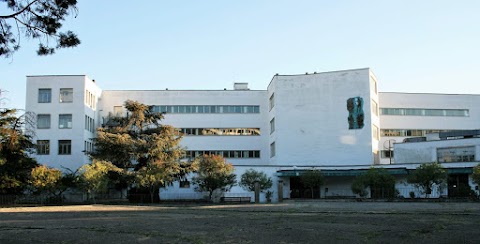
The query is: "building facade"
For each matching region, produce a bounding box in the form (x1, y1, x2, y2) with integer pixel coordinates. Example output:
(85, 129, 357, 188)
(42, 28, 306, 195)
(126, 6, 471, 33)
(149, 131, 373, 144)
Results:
(25, 68, 480, 201)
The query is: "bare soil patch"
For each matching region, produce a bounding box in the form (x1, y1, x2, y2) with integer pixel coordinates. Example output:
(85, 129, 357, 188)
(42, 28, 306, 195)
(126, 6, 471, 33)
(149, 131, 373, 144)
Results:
(1, 201, 479, 243)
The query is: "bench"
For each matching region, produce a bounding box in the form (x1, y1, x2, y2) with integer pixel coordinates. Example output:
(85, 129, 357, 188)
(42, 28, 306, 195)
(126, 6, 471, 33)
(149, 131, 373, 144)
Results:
(220, 196, 251, 203)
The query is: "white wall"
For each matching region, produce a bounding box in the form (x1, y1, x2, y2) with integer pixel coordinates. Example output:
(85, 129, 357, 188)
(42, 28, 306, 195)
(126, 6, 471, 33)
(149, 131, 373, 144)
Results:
(379, 93, 480, 164)
(394, 137, 480, 164)
(268, 68, 376, 166)
(26, 75, 100, 171)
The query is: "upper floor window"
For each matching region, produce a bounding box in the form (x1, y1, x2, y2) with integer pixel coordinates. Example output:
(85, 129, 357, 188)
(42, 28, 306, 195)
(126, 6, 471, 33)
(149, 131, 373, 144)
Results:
(371, 100, 378, 116)
(437, 146, 475, 163)
(270, 142, 276, 158)
(380, 108, 469, 117)
(59, 114, 72, 129)
(270, 118, 275, 134)
(38, 89, 51, 103)
(37, 114, 51, 129)
(151, 105, 260, 114)
(59, 88, 73, 103)
(36, 140, 50, 155)
(269, 93, 275, 111)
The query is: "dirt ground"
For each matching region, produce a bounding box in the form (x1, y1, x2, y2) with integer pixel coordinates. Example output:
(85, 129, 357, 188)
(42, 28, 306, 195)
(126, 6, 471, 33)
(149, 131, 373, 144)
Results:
(1, 201, 479, 243)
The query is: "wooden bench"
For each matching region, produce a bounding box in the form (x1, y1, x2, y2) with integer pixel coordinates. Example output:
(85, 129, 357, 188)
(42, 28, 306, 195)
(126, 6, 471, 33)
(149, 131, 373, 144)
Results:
(220, 197, 251, 203)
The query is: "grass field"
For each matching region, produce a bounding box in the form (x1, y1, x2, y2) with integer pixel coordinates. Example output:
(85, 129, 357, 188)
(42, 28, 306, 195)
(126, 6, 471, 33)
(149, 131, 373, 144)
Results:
(1, 201, 479, 243)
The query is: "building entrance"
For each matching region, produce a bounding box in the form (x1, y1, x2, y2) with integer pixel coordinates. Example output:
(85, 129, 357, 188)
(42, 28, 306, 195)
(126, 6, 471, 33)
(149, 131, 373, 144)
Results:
(289, 177, 320, 199)
(448, 174, 470, 198)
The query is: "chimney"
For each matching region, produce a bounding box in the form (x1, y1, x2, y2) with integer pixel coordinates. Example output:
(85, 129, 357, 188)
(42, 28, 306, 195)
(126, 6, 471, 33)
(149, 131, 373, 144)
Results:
(233, 82, 249, 90)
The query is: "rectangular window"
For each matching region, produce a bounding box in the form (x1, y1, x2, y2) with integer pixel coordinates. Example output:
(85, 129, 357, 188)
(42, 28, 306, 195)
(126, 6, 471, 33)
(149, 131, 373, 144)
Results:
(36, 140, 50, 155)
(269, 93, 275, 110)
(59, 114, 72, 129)
(58, 140, 72, 155)
(59, 88, 73, 103)
(371, 100, 378, 116)
(380, 150, 394, 158)
(270, 118, 275, 134)
(370, 77, 378, 94)
(38, 89, 51, 103)
(37, 114, 51, 129)
(270, 142, 276, 158)
(437, 146, 475, 163)
(372, 125, 379, 140)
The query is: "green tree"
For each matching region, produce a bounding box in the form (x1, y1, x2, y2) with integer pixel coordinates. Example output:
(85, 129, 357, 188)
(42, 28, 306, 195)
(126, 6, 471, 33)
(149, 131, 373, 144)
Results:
(351, 168, 396, 199)
(0, 109, 38, 194)
(91, 100, 192, 199)
(192, 155, 236, 201)
(239, 169, 272, 193)
(29, 164, 62, 195)
(300, 170, 325, 199)
(473, 164, 480, 186)
(79, 160, 119, 202)
(407, 162, 447, 198)
(0, 0, 80, 57)
(136, 161, 193, 203)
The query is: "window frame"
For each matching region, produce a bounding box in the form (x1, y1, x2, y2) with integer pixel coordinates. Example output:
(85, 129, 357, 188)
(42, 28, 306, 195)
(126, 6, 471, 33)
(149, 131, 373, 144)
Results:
(38, 88, 52, 103)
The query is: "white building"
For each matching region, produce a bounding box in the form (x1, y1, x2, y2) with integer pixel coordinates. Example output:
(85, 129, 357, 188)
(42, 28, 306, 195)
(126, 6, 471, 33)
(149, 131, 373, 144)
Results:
(25, 68, 480, 201)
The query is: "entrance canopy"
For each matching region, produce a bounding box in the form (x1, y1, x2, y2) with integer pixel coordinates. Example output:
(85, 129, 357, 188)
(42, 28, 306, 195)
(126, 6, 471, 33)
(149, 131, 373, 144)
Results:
(276, 167, 473, 177)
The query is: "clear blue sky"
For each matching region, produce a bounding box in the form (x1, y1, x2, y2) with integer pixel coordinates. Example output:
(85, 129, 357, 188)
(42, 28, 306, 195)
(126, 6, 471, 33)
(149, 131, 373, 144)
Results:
(1, 0, 479, 110)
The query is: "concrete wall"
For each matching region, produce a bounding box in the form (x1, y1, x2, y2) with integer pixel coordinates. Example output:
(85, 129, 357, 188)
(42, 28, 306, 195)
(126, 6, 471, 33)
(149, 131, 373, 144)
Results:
(394, 138, 480, 164)
(26, 75, 101, 170)
(379, 93, 480, 165)
(268, 68, 376, 166)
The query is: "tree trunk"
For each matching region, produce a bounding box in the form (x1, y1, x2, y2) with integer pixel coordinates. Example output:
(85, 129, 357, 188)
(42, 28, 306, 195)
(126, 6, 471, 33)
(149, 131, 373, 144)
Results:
(311, 187, 314, 199)
(209, 191, 213, 202)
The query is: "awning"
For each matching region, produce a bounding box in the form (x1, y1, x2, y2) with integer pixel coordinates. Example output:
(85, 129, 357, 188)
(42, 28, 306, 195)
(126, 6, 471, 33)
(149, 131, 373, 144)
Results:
(276, 168, 409, 177)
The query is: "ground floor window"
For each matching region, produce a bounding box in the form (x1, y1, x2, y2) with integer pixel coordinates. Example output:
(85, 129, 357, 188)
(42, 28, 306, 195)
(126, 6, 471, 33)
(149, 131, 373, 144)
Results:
(58, 140, 72, 155)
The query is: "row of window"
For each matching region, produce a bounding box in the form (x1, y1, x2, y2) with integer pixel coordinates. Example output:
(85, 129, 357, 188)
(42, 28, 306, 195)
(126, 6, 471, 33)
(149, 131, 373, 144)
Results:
(37, 140, 71, 155)
(437, 146, 475, 163)
(151, 105, 260, 114)
(85, 90, 96, 109)
(38, 88, 73, 103)
(184, 150, 260, 159)
(380, 108, 469, 117)
(84, 140, 94, 153)
(178, 128, 260, 136)
(381, 129, 455, 137)
(85, 115, 95, 133)
(37, 114, 72, 129)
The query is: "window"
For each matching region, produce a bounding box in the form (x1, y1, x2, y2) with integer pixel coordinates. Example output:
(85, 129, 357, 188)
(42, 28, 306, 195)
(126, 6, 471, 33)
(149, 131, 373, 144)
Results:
(38, 89, 51, 103)
(37, 114, 51, 129)
(381, 108, 469, 117)
(380, 150, 394, 158)
(183, 150, 260, 159)
(269, 93, 275, 111)
(179, 180, 190, 188)
(151, 105, 260, 114)
(437, 146, 475, 163)
(58, 140, 71, 155)
(270, 118, 275, 134)
(270, 142, 276, 158)
(372, 125, 379, 140)
(370, 77, 378, 94)
(59, 114, 72, 129)
(59, 88, 73, 103)
(36, 140, 50, 155)
(371, 100, 378, 116)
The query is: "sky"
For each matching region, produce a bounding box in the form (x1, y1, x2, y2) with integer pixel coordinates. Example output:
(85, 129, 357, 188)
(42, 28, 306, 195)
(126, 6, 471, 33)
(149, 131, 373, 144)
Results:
(1, 0, 480, 110)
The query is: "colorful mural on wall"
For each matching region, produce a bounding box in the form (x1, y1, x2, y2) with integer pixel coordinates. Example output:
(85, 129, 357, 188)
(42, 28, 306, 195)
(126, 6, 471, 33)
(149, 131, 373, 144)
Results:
(347, 97, 364, 129)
